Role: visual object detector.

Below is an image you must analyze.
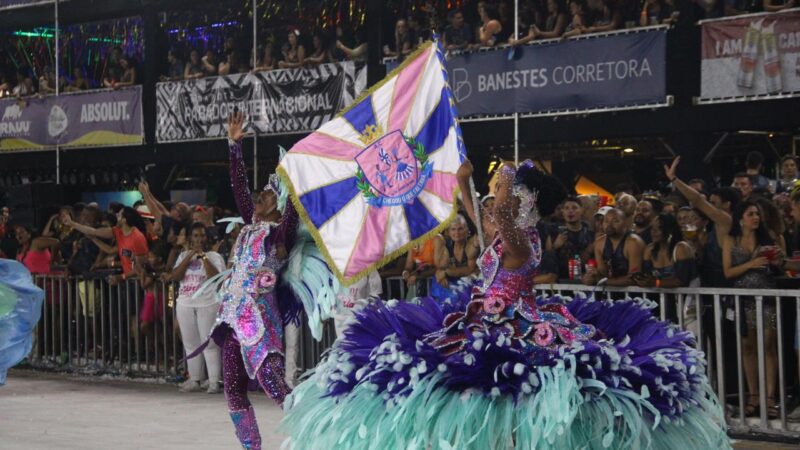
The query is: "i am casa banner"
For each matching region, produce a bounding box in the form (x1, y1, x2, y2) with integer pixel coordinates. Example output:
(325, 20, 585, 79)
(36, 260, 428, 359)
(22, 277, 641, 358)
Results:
(700, 9, 800, 102)
(0, 86, 143, 152)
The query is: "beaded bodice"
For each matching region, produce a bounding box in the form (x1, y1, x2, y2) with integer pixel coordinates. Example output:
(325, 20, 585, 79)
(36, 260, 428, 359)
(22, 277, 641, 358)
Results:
(220, 220, 285, 345)
(475, 227, 541, 308)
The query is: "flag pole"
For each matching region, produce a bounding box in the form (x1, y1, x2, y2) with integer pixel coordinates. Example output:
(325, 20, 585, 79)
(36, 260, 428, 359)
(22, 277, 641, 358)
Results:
(252, 0, 258, 191)
(469, 177, 485, 251)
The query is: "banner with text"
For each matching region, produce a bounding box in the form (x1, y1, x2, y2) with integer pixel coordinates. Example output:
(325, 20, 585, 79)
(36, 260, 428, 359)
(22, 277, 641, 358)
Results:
(156, 61, 367, 142)
(700, 9, 800, 101)
(0, 86, 143, 152)
(441, 29, 667, 117)
(0, 0, 56, 9)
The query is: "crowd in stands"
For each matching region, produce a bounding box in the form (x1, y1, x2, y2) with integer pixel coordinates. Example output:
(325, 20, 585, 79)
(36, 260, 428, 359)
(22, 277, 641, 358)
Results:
(1, 0, 794, 98)
(159, 26, 368, 82)
(0, 45, 138, 100)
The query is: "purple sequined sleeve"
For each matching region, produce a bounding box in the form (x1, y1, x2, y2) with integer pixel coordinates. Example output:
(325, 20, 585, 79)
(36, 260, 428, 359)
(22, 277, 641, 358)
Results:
(269, 200, 298, 250)
(229, 138, 255, 225)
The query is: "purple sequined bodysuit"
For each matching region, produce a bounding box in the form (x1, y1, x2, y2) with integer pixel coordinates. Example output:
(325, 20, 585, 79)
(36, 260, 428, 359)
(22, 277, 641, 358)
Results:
(428, 226, 597, 356)
(205, 139, 297, 378)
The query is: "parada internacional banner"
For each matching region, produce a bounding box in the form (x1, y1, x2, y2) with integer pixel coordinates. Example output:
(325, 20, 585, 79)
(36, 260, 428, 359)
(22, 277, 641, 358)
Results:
(0, 86, 144, 152)
(156, 61, 367, 142)
(700, 9, 800, 101)
(440, 27, 667, 117)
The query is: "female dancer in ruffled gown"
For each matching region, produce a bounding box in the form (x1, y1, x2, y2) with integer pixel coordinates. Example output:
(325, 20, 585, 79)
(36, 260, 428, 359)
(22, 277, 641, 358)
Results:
(0, 259, 44, 386)
(281, 160, 730, 449)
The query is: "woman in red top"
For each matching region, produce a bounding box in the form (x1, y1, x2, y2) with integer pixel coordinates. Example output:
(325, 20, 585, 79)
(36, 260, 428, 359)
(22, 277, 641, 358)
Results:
(15, 226, 59, 274)
(15, 224, 61, 359)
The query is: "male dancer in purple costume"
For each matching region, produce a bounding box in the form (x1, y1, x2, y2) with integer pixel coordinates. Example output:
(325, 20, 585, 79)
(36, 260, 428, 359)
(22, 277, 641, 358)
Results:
(217, 111, 295, 449)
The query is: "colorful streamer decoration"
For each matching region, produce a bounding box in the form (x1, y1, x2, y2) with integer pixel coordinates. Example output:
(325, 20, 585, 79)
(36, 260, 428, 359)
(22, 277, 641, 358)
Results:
(279, 39, 466, 285)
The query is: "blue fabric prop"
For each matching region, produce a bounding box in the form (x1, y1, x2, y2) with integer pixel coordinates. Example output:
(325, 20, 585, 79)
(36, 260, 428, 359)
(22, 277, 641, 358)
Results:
(0, 260, 44, 386)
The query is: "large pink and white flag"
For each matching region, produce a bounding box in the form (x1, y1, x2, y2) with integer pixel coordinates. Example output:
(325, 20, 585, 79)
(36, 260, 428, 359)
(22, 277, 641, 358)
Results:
(278, 40, 466, 285)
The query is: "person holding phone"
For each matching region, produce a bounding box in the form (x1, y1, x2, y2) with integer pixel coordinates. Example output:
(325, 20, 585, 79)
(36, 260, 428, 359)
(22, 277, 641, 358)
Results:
(167, 223, 225, 394)
(547, 196, 594, 280)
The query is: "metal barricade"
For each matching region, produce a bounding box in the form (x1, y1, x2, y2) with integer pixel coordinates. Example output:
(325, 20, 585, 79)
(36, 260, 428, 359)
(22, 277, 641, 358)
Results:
(29, 274, 185, 381)
(539, 283, 800, 438)
(26, 274, 800, 438)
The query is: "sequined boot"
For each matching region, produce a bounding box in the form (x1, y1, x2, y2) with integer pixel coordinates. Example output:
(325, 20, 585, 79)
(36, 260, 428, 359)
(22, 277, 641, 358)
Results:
(229, 406, 261, 450)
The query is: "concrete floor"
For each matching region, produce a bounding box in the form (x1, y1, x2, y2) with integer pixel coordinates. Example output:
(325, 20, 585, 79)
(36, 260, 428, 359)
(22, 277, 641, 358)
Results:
(0, 370, 285, 450)
(1, 370, 798, 450)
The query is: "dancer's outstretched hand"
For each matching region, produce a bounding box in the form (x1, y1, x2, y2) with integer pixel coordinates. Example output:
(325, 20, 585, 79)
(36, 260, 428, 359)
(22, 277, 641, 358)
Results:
(227, 111, 246, 142)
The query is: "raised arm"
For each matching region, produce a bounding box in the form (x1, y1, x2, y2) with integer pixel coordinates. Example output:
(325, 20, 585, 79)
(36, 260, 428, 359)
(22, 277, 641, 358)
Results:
(64, 216, 115, 240)
(456, 159, 478, 227)
(664, 157, 732, 231)
(138, 181, 168, 221)
(227, 112, 254, 224)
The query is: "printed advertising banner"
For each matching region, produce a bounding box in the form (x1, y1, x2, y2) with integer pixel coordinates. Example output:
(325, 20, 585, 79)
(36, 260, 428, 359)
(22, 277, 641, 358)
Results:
(700, 9, 800, 101)
(0, 86, 143, 152)
(438, 28, 667, 117)
(0, 0, 56, 9)
(156, 61, 367, 142)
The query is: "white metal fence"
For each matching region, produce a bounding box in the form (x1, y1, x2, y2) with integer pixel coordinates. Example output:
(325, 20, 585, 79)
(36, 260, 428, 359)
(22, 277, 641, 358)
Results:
(25, 274, 800, 439)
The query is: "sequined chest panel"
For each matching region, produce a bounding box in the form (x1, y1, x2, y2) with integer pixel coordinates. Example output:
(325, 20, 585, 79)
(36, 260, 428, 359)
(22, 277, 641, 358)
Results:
(220, 222, 283, 346)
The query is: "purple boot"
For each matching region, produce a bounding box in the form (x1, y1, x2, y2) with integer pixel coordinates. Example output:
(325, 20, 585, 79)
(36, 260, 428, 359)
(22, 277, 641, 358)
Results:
(229, 406, 261, 450)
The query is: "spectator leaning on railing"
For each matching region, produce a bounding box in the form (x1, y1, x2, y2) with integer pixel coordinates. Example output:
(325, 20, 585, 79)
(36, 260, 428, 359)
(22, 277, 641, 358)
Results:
(384, 19, 415, 59)
(160, 50, 185, 82)
(64, 206, 149, 284)
(476, 2, 503, 47)
(582, 207, 645, 287)
(305, 33, 332, 67)
(252, 43, 277, 72)
(65, 67, 90, 92)
(201, 50, 218, 77)
(443, 9, 474, 50)
(184, 50, 205, 79)
(279, 30, 306, 69)
(562, 0, 590, 38)
(511, 0, 568, 46)
(431, 214, 479, 302)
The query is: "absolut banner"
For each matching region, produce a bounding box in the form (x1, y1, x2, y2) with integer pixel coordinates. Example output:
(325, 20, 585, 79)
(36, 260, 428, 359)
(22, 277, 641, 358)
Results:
(0, 86, 143, 152)
(156, 61, 367, 142)
(700, 10, 800, 101)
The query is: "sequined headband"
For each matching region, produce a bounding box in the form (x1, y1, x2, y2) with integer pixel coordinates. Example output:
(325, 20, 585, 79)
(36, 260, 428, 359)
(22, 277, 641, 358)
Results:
(263, 173, 280, 194)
